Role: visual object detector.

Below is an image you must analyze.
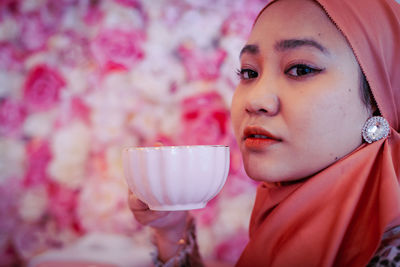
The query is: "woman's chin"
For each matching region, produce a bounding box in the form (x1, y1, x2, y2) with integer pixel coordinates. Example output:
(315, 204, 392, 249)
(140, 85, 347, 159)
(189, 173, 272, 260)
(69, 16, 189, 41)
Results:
(244, 165, 283, 183)
(243, 163, 310, 185)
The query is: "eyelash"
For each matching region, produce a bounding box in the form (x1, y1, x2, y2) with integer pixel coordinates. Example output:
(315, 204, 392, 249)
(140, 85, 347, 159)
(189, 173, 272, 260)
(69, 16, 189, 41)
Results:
(236, 64, 323, 81)
(236, 68, 258, 80)
(285, 64, 323, 78)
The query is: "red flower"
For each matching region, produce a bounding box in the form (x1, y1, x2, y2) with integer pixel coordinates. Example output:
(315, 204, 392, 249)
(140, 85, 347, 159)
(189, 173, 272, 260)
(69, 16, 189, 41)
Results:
(114, 0, 141, 8)
(0, 42, 24, 71)
(24, 139, 52, 187)
(91, 28, 145, 71)
(83, 2, 104, 25)
(0, 99, 26, 137)
(47, 182, 81, 231)
(177, 44, 227, 81)
(55, 97, 91, 127)
(180, 91, 229, 145)
(23, 65, 66, 111)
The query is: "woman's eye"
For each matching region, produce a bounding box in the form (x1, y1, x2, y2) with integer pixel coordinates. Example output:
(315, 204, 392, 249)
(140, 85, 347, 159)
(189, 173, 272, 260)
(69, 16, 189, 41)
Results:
(285, 64, 322, 77)
(237, 68, 258, 80)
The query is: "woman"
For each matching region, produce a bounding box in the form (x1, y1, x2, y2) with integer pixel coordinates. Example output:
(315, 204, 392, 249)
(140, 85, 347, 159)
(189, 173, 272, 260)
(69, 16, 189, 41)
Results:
(128, 0, 400, 266)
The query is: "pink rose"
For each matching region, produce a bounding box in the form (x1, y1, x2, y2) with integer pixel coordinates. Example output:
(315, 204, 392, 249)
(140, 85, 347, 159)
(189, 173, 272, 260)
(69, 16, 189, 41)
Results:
(192, 197, 219, 226)
(0, 42, 24, 71)
(226, 139, 248, 176)
(83, 1, 104, 25)
(23, 65, 66, 112)
(18, 1, 67, 52)
(47, 182, 81, 231)
(91, 28, 145, 72)
(0, 0, 17, 16)
(0, 243, 20, 267)
(68, 97, 90, 124)
(54, 31, 92, 68)
(24, 139, 52, 186)
(177, 44, 227, 81)
(180, 91, 230, 145)
(0, 99, 26, 137)
(55, 97, 91, 127)
(19, 12, 51, 52)
(0, 178, 22, 265)
(148, 134, 176, 147)
(0, 177, 22, 235)
(215, 230, 249, 264)
(13, 224, 50, 260)
(114, 0, 141, 8)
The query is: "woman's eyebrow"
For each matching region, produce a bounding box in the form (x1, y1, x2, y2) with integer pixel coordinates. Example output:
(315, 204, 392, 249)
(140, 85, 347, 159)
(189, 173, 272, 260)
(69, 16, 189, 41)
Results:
(239, 44, 259, 58)
(239, 39, 329, 59)
(274, 38, 329, 54)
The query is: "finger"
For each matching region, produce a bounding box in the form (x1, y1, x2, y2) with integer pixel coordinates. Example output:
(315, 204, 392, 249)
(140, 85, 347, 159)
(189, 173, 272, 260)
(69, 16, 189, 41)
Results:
(147, 210, 187, 229)
(133, 210, 168, 225)
(128, 191, 149, 211)
(154, 142, 163, 147)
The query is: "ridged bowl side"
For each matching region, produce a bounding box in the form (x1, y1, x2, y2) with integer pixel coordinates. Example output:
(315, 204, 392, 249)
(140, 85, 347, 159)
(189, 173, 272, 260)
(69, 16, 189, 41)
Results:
(122, 146, 229, 210)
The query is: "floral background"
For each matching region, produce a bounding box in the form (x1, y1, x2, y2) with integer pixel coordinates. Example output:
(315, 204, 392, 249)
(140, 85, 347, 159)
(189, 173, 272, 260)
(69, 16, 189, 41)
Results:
(0, 0, 266, 265)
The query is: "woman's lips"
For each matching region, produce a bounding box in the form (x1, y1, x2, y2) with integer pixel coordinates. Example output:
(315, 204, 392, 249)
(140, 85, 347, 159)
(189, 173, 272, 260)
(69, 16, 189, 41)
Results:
(243, 126, 281, 150)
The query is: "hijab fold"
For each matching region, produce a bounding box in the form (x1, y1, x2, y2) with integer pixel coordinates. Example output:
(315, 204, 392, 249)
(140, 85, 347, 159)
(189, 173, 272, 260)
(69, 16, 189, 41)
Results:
(236, 0, 400, 266)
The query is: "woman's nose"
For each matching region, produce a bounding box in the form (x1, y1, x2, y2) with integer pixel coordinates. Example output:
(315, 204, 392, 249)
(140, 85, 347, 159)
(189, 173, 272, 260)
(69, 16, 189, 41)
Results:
(245, 91, 280, 116)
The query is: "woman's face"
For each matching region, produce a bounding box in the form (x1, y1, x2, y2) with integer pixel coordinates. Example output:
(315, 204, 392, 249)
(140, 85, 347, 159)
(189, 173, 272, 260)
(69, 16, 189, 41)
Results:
(231, 0, 371, 183)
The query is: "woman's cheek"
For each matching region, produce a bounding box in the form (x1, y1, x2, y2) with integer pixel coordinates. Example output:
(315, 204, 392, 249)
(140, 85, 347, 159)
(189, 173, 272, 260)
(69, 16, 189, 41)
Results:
(230, 93, 242, 138)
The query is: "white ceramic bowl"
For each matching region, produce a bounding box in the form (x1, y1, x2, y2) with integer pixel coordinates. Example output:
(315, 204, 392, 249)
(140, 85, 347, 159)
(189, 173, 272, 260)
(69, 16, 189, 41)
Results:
(122, 145, 229, 211)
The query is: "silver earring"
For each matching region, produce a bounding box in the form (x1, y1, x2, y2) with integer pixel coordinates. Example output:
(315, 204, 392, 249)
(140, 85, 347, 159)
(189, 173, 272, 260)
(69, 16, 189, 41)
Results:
(362, 116, 390, 143)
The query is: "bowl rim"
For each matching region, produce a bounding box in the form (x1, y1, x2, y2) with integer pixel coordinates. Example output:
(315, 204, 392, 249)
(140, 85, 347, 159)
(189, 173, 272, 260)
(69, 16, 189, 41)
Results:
(123, 145, 229, 151)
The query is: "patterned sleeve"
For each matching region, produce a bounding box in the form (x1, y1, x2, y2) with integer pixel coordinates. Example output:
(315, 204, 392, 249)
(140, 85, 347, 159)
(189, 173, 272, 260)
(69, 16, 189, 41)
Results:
(152, 216, 205, 267)
(367, 226, 400, 267)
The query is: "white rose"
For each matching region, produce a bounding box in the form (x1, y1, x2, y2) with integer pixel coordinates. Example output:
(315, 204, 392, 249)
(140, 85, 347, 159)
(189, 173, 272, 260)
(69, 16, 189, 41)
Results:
(18, 185, 48, 223)
(0, 139, 25, 182)
(23, 111, 56, 138)
(77, 176, 136, 233)
(174, 10, 222, 48)
(196, 227, 215, 259)
(62, 68, 89, 95)
(20, 0, 46, 12)
(0, 72, 23, 98)
(106, 145, 125, 182)
(48, 121, 90, 189)
(86, 73, 136, 144)
(102, 1, 145, 30)
(0, 17, 19, 42)
(127, 104, 179, 140)
(214, 192, 255, 238)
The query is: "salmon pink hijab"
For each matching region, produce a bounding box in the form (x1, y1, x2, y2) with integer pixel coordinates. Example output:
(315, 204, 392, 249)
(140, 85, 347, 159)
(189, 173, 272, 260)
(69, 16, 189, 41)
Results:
(236, 0, 400, 266)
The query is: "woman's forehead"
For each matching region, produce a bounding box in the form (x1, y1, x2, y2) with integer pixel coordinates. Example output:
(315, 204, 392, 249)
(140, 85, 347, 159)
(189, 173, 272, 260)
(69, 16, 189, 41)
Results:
(248, 0, 347, 55)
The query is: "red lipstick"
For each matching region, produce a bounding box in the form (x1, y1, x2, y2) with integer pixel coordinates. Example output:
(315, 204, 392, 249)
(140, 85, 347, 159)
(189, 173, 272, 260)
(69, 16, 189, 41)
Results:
(243, 126, 281, 150)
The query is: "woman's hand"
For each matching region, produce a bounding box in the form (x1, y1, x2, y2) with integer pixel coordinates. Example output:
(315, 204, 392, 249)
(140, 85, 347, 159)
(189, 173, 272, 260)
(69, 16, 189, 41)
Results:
(128, 190, 190, 262)
(128, 190, 188, 230)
